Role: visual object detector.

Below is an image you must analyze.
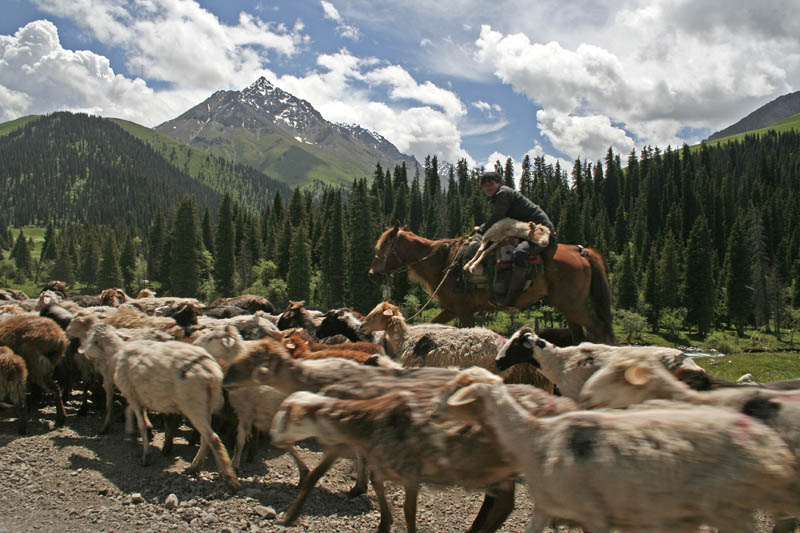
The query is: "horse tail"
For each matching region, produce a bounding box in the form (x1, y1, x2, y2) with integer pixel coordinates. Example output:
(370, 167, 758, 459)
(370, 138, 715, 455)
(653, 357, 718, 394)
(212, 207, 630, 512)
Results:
(585, 248, 616, 344)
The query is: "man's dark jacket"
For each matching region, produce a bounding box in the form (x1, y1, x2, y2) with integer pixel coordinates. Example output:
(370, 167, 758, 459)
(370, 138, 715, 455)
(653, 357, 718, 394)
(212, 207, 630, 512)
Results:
(478, 185, 557, 243)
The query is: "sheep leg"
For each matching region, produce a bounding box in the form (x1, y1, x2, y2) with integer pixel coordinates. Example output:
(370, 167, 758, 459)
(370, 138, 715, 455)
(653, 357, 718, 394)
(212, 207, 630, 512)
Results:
(281, 450, 341, 526)
(402, 484, 418, 533)
(286, 445, 309, 486)
(123, 404, 135, 437)
(370, 477, 394, 533)
(474, 483, 515, 532)
(465, 494, 494, 533)
(162, 413, 181, 455)
(50, 379, 66, 427)
(348, 453, 368, 497)
(245, 430, 260, 464)
(232, 420, 250, 470)
(131, 403, 153, 466)
(16, 392, 27, 435)
(185, 414, 239, 491)
(98, 373, 114, 434)
(773, 517, 800, 533)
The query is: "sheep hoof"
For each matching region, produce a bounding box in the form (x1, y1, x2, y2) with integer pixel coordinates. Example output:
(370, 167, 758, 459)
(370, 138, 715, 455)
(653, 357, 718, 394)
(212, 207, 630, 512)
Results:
(225, 478, 240, 492)
(55, 417, 65, 428)
(347, 484, 367, 498)
(161, 442, 173, 456)
(141, 452, 153, 466)
(98, 425, 110, 435)
(183, 465, 199, 475)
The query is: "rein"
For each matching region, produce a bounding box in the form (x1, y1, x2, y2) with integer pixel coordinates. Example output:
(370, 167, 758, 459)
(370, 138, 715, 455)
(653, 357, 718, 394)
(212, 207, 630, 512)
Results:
(378, 230, 440, 275)
(383, 235, 466, 322)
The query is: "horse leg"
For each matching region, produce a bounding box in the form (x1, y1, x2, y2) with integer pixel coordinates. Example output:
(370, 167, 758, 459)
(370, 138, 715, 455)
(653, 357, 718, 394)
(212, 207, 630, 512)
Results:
(430, 308, 456, 324)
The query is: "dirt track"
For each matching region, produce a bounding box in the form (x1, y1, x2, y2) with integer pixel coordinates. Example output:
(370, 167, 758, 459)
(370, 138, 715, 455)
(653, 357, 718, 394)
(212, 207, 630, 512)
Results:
(0, 398, 781, 532)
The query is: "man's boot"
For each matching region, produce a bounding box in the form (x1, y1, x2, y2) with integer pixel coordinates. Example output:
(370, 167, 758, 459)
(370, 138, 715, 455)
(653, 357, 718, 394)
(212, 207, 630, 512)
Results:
(490, 264, 529, 308)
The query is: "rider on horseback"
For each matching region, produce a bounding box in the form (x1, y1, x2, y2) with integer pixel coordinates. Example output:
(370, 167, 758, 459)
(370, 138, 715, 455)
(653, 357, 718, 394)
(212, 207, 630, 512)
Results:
(475, 171, 557, 308)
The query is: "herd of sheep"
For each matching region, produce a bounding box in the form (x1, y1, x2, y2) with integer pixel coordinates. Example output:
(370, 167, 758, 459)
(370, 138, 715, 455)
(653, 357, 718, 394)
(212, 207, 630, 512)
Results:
(2, 281, 800, 532)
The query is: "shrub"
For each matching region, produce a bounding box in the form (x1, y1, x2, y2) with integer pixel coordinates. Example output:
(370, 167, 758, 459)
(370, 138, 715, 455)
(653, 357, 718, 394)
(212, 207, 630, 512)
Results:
(615, 308, 647, 343)
(661, 307, 687, 337)
(705, 331, 735, 354)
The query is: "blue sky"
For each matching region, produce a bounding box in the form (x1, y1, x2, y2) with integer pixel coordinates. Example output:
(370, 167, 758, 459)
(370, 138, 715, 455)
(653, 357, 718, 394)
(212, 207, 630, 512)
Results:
(2, 0, 799, 175)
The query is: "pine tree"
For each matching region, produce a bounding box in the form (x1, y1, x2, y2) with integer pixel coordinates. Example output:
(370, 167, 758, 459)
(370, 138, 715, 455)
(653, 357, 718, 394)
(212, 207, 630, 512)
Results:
(214, 194, 236, 297)
(503, 157, 514, 188)
(615, 245, 638, 310)
(683, 216, 715, 336)
(78, 237, 100, 288)
(749, 207, 771, 329)
(519, 155, 532, 198)
(97, 232, 123, 289)
(50, 242, 76, 287)
(348, 179, 381, 313)
(657, 230, 681, 310)
(119, 234, 137, 294)
(792, 257, 800, 309)
(641, 255, 660, 330)
(169, 196, 201, 297)
(147, 212, 165, 283)
(723, 216, 752, 336)
(40, 223, 58, 262)
(201, 207, 215, 257)
(321, 189, 346, 307)
(12, 230, 32, 278)
(287, 225, 312, 302)
(409, 173, 423, 234)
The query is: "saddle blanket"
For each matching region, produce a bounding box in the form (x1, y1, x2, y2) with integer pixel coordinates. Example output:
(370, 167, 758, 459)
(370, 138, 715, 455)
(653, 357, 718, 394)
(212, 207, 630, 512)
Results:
(495, 237, 543, 270)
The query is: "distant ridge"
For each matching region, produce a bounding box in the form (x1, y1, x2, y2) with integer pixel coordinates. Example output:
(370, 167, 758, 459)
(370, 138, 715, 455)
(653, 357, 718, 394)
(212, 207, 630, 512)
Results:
(707, 91, 800, 141)
(156, 77, 418, 188)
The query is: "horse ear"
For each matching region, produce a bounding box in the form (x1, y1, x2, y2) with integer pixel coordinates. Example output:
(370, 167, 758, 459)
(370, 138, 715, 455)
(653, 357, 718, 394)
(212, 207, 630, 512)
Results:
(393, 220, 402, 229)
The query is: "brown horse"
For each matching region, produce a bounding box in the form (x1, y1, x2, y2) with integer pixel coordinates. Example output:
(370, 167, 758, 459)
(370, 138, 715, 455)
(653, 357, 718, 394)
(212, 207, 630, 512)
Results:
(369, 222, 616, 344)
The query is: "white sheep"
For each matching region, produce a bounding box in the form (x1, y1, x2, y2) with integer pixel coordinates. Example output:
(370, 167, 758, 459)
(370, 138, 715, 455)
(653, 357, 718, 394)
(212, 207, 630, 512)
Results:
(192, 325, 308, 478)
(463, 218, 550, 273)
(437, 367, 800, 533)
(112, 339, 239, 491)
(270, 388, 521, 532)
(495, 325, 701, 399)
(361, 301, 553, 390)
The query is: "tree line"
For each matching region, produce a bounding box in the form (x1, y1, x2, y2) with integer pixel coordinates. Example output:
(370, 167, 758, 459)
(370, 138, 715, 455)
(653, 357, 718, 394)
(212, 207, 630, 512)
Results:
(2, 128, 800, 338)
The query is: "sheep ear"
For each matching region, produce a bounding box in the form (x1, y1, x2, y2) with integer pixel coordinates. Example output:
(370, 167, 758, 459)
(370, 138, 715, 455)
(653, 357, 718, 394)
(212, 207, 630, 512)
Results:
(225, 325, 238, 336)
(446, 386, 478, 407)
(257, 366, 270, 378)
(521, 333, 533, 350)
(624, 365, 651, 386)
(382, 309, 394, 316)
(222, 336, 235, 348)
(118, 332, 132, 342)
(286, 342, 296, 350)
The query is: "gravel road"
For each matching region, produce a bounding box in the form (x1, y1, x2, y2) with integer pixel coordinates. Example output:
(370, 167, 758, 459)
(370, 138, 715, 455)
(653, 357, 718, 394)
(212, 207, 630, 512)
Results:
(0, 399, 782, 532)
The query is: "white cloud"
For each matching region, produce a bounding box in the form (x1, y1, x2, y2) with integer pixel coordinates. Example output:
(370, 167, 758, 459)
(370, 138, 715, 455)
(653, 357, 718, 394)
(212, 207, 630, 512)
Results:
(30, 0, 308, 89)
(0, 20, 175, 123)
(320, 0, 360, 41)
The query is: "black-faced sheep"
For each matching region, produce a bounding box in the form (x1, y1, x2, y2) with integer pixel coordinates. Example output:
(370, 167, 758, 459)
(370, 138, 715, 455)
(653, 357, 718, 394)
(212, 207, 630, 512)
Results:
(495, 326, 701, 400)
(361, 301, 553, 391)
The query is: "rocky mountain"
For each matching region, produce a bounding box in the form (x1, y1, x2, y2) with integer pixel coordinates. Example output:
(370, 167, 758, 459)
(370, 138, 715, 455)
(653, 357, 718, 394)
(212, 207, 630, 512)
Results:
(707, 90, 800, 141)
(156, 77, 418, 187)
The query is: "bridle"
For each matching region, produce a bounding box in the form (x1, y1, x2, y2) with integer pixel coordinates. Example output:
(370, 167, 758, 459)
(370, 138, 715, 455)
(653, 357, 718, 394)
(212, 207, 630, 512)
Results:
(374, 229, 440, 276)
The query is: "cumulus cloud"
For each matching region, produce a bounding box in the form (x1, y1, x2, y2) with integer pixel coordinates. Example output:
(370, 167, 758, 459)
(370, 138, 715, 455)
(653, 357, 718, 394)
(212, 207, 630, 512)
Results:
(320, 0, 360, 41)
(0, 20, 173, 123)
(30, 0, 308, 89)
(274, 49, 471, 163)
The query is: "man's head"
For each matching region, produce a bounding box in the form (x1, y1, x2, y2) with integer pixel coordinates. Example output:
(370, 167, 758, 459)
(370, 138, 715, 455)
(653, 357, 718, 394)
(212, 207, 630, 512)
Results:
(480, 171, 502, 197)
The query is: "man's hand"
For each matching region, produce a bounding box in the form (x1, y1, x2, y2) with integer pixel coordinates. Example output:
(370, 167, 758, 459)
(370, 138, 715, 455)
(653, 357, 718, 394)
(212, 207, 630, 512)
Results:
(472, 225, 481, 234)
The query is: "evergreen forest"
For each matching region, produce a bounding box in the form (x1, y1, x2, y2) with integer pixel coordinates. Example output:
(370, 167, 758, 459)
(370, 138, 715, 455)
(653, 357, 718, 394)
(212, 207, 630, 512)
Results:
(2, 120, 800, 341)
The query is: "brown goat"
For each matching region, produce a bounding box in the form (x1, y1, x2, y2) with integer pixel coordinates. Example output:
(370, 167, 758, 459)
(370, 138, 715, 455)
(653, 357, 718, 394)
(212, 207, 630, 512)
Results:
(280, 328, 384, 356)
(0, 315, 68, 432)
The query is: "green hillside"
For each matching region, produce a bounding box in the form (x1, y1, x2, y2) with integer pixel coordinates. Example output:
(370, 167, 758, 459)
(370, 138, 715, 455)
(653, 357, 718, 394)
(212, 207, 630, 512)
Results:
(0, 115, 40, 136)
(110, 118, 290, 206)
(703, 112, 800, 148)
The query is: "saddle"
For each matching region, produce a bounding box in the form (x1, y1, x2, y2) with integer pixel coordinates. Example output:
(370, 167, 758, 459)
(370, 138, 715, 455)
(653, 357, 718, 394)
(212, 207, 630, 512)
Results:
(453, 236, 542, 292)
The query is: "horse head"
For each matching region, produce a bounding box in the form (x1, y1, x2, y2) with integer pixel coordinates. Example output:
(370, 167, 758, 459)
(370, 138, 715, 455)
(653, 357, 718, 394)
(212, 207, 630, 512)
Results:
(369, 222, 406, 282)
